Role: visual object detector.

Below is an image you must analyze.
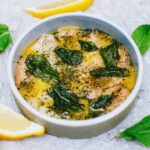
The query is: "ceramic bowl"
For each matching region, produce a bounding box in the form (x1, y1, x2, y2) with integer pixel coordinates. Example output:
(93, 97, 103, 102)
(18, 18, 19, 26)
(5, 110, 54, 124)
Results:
(8, 13, 143, 138)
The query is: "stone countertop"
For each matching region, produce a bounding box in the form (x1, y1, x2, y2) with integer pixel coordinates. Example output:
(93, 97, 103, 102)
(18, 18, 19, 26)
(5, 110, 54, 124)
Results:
(0, 0, 150, 150)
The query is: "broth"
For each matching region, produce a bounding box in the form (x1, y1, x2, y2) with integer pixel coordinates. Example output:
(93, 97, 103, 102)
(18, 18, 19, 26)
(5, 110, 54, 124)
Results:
(15, 26, 136, 120)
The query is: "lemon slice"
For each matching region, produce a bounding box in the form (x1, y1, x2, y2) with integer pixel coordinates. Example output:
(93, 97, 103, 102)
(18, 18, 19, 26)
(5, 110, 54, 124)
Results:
(0, 104, 45, 140)
(25, 0, 94, 18)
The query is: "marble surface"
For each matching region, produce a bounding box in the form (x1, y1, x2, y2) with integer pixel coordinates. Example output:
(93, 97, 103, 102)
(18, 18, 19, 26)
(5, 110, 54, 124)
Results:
(0, 0, 150, 149)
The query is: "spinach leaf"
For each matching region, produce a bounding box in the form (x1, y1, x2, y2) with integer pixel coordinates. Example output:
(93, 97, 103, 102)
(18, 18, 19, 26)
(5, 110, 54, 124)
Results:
(25, 54, 59, 81)
(49, 84, 83, 112)
(0, 24, 12, 52)
(54, 46, 83, 65)
(117, 115, 150, 147)
(90, 94, 113, 111)
(100, 42, 120, 68)
(78, 40, 98, 51)
(131, 24, 150, 55)
(90, 68, 130, 78)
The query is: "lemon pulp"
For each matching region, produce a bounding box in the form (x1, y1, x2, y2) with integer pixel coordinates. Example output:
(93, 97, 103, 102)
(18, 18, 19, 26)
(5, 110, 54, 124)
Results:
(0, 105, 30, 131)
(25, 0, 94, 18)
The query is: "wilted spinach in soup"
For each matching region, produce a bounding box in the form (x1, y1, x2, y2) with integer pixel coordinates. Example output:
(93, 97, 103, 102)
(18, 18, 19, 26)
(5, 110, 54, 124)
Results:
(15, 26, 136, 120)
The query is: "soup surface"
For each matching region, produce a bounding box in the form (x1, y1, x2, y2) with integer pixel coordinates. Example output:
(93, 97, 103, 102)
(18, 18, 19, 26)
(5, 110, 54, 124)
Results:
(15, 26, 136, 120)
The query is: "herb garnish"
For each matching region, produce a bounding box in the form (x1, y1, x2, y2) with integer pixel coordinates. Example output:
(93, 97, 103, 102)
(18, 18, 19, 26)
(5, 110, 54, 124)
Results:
(131, 24, 150, 55)
(90, 94, 113, 111)
(48, 84, 83, 113)
(54, 46, 83, 65)
(78, 40, 98, 51)
(25, 54, 59, 81)
(90, 68, 130, 78)
(94, 29, 105, 34)
(79, 28, 92, 36)
(100, 42, 120, 68)
(0, 24, 12, 52)
(117, 115, 150, 147)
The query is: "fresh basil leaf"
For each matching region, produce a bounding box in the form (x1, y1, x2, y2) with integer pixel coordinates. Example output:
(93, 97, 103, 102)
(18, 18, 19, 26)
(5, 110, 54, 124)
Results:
(78, 40, 98, 52)
(131, 24, 150, 55)
(0, 24, 12, 52)
(0, 24, 9, 35)
(79, 28, 93, 36)
(118, 133, 135, 140)
(117, 115, 150, 147)
(90, 94, 113, 111)
(25, 54, 59, 81)
(94, 29, 104, 34)
(49, 84, 83, 113)
(54, 46, 83, 65)
(49, 29, 58, 34)
(100, 42, 120, 68)
(91, 112, 101, 118)
(90, 68, 130, 78)
(0, 32, 12, 52)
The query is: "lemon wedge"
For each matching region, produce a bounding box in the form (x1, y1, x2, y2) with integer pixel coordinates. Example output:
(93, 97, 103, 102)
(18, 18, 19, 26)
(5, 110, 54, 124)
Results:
(0, 104, 45, 140)
(25, 0, 94, 18)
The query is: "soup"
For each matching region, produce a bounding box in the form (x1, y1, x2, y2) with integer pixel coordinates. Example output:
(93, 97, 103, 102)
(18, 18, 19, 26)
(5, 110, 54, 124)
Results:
(15, 26, 136, 120)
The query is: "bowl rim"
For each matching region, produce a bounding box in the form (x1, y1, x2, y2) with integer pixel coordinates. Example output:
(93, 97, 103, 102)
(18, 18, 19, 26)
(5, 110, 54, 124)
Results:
(8, 12, 143, 127)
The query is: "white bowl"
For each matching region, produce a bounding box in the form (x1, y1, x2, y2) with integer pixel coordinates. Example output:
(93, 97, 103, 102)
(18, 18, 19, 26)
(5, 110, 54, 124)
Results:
(8, 13, 143, 138)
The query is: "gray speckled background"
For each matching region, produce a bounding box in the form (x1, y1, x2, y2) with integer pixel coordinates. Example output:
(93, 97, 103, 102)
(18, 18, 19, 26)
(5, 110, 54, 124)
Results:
(0, 0, 150, 150)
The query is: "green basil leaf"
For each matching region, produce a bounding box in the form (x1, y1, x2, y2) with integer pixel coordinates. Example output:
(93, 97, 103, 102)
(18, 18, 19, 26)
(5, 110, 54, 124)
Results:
(0, 32, 12, 52)
(54, 46, 83, 65)
(117, 115, 150, 147)
(49, 84, 83, 113)
(90, 68, 130, 78)
(49, 29, 58, 34)
(90, 94, 113, 111)
(79, 28, 93, 36)
(100, 42, 120, 68)
(0, 24, 9, 35)
(94, 29, 104, 34)
(78, 40, 98, 52)
(25, 54, 59, 81)
(117, 133, 135, 140)
(131, 24, 150, 55)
